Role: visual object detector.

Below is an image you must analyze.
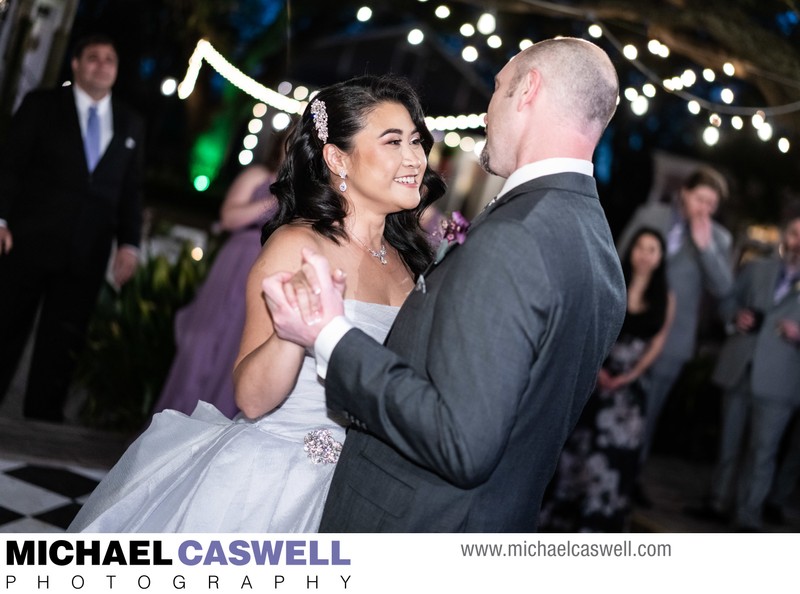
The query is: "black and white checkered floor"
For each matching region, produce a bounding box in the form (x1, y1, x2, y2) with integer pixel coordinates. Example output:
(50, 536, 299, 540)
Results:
(0, 457, 107, 532)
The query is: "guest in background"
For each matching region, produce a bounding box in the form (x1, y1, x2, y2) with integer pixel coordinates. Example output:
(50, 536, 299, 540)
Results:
(763, 413, 800, 525)
(0, 34, 144, 422)
(151, 133, 285, 418)
(689, 205, 800, 531)
(539, 227, 674, 532)
(616, 166, 733, 504)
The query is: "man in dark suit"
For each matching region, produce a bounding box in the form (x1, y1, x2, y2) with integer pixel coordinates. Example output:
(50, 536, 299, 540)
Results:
(0, 34, 144, 422)
(265, 37, 625, 531)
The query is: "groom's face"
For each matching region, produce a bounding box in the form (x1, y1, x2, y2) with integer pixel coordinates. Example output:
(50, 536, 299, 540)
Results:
(480, 60, 519, 178)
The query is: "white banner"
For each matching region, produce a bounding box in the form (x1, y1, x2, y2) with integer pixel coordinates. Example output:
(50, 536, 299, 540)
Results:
(1, 533, 795, 593)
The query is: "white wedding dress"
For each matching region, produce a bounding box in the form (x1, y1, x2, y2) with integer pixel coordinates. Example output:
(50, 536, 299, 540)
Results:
(68, 301, 398, 533)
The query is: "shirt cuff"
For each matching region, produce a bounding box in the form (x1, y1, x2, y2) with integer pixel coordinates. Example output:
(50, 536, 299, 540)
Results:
(118, 244, 140, 256)
(0, 219, 7, 228)
(314, 315, 354, 379)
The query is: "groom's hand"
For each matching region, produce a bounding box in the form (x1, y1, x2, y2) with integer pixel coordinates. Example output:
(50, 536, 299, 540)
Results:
(262, 248, 346, 348)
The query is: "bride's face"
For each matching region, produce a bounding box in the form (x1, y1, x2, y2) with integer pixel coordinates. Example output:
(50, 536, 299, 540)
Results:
(341, 101, 427, 215)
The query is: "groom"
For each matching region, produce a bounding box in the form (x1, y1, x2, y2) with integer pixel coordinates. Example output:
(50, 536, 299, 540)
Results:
(265, 37, 626, 531)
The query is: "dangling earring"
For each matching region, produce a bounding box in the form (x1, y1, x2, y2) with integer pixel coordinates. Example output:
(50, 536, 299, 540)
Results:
(338, 170, 347, 192)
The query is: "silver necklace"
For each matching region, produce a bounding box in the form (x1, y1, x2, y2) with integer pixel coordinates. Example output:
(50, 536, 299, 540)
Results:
(352, 234, 388, 265)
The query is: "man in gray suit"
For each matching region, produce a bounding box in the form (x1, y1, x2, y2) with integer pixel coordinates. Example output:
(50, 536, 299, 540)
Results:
(264, 37, 626, 531)
(616, 167, 733, 492)
(702, 209, 800, 531)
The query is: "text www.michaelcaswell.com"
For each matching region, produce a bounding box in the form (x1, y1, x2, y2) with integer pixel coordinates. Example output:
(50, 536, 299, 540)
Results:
(461, 540, 672, 558)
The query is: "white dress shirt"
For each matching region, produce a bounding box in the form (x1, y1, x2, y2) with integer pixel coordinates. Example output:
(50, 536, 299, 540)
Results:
(74, 85, 114, 159)
(312, 158, 595, 378)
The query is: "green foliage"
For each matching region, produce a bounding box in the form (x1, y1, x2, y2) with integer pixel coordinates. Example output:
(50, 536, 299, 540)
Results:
(74, 243, 211, 431)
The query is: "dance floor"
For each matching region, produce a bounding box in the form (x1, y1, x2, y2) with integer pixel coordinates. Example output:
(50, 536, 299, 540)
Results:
(0, 403, 798, 534)
(0, 457, 105, 532)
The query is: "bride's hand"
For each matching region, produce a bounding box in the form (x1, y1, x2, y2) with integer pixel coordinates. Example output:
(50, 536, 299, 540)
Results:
(262, 249, 347, 347)
(284, 249, 346, 322)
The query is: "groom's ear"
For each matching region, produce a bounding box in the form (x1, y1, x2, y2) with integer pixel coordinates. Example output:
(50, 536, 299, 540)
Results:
(322, 144, 347, 177)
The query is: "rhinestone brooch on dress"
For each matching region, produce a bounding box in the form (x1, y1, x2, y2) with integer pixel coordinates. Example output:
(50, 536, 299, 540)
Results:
(304, 429, 343, 464)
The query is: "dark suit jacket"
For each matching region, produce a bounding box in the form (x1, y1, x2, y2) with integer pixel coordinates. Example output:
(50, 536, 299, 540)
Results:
(319, 172, 626, 532)
(0, 85, 144, 279)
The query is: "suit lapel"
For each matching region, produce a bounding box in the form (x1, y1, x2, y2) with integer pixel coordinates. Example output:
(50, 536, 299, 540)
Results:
(414, 172, 596, 294)
(58, 87, 88, 170)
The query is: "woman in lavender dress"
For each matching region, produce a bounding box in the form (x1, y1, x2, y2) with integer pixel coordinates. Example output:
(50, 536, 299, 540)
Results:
(151, 137, 285, 418)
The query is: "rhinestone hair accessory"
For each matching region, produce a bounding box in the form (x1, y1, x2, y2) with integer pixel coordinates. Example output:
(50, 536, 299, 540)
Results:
(310, 99, 329, 144)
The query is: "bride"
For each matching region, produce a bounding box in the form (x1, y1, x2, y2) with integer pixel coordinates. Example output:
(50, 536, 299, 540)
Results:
(68, 74, 445, 532)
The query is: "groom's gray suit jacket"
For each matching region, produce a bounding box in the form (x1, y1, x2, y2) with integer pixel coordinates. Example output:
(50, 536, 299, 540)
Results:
(319, 172, 626, 532)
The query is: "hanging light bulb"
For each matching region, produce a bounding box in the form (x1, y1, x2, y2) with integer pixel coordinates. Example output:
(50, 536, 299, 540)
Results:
(476, 13, 496, 34)
(408, 29, 424, 45)
(757, 122, 773, 141)
(435, 5, 451, 18)
(702, 126, 720, 146)
(623, 44, 638, 60)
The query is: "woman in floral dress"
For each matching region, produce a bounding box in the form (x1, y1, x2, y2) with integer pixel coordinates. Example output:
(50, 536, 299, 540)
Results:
(539, 227, 675, 532)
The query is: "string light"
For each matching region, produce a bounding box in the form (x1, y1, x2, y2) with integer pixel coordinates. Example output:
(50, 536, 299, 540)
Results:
(178, 3, 798, 155)
(703, 126, 720, 146)
(407, 29, 424, 44)
(178, 40, 302, 114)
(252, 103, 267, 118)
(434, 5, 450, 19)
(461, 46, 478, 62)
(356, 7, 372, 22)
(595, 22, 797, 151)
(476, 13, 496, 34)
(160, 78, 177, 96)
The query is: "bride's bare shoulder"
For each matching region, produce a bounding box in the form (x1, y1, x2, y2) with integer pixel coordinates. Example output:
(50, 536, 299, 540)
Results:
(252, 223, 328, 272)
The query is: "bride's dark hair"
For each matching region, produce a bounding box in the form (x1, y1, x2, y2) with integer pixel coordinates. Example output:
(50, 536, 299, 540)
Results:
(262, 74, 446, 278)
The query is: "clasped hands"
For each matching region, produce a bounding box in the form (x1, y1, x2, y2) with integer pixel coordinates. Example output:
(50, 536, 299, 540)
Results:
(263, 248, 347, 348)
